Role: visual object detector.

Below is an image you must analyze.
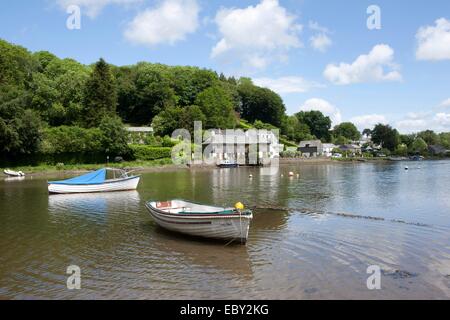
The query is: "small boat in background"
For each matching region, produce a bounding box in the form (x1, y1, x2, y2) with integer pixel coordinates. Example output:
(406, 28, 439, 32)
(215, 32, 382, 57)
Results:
(146, 200, 253, 244)
(48, 168, 140, 194)
(3, 169, 25, 177)
(217, 160, 239, 168)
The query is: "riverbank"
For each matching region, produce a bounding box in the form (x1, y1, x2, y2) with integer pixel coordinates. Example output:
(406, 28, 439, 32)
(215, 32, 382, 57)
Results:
(0, 159, 184, 177)
(3, 156, 448, 177)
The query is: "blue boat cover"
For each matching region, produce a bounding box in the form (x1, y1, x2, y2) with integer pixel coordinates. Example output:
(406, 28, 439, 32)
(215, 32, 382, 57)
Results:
(49, 169, 107, 185)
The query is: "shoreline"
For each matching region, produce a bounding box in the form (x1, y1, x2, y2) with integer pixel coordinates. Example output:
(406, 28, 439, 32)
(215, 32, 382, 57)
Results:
(2, 157, 448, 178)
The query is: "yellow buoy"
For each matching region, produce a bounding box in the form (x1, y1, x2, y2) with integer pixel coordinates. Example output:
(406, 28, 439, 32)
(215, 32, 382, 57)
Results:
(235, 202, 245, 210)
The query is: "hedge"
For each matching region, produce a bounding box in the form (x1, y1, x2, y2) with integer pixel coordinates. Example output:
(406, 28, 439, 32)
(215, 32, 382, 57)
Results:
(129, 145, 172, 160)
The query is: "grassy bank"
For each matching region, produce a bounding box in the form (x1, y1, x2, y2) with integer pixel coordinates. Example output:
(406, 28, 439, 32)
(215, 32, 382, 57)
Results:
(1, 158, 175, 175)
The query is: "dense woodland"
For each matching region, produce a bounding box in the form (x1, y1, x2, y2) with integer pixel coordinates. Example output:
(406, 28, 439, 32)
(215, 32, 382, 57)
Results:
(0, 39, 449, 165)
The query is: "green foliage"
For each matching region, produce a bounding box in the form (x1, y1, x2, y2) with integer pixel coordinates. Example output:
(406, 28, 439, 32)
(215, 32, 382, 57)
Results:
(195, 85, 236, 129)
(83, 58, 117, 127)
(394, 144, 408, 156)
(362, 128, 372, 137)
(40, 126, 103, 154)
(417, 130, 439, 146)
(0, 39, 37, 88)
(400, 134, 415, 147)
(0, 109, 42, 155)
(99, 116, 130, 155)
(152, 107, 185, 137)
(410, 137, 428, 155)
(333, 135, 350, 145)
(295, 110, 332, 141)
(253, 120, 277, 130)
(129, 145, 172, 160)
(238, 81, 285, 127)
(371, 124, 400, 151)
(333, 122, 361, 141)
(179, 105, 207, 134)
(439, 132, 450, 149)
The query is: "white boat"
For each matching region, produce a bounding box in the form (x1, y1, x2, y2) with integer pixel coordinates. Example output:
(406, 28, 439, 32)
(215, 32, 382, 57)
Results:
(217, 160, 238, 168)
(3, 169, 25, 177)
(48, 168, 140, 194)
(145, 200, 253, 244)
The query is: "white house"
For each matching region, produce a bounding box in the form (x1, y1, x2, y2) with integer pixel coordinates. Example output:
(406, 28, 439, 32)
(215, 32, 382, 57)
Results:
(322, 143, 337, 157)
(202, 129, 282, 165)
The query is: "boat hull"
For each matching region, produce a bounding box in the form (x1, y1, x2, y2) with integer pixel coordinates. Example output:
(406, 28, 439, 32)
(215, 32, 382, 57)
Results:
(217, 164, 239, 168)
(146, 203, 252, 243)
(48, 176, 140, 194)
(4, 170, 24, 177)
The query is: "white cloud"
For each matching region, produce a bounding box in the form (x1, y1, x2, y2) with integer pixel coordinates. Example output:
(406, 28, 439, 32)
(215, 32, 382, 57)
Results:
(434, 113, 450, 127)
(57, 0, 141, 18)
(395, 111, 450, 133)
(308, 21, 332, 52)
(324, 44, 402, 85)
(211, 0, 302, 69)
(300, 98, 342, 125)
(396, 119, 429, 133)
(440, 98, 450, 108)
(310, 34, 332, 52)
(416, 18, 450, 61)
(308, 21, 329, 33)
(350, 114, 388, 131)
(124, 0, 200, 46)
(253, 76, 324, 94)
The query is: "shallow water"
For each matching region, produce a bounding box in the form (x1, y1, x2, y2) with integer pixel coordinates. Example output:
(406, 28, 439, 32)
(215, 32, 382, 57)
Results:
(1, 161, 450, 299)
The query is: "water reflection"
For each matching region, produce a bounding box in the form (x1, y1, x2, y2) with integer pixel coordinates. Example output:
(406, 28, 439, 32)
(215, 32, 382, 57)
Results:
(1, 161, 450, 299)
(48, 191, 141, 222)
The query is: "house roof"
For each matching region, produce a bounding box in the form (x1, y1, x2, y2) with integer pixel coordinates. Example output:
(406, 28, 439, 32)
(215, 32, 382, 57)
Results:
(299, 140, 322, 147)
(428, 145, 448, 154)
(126, 127, 153, 132)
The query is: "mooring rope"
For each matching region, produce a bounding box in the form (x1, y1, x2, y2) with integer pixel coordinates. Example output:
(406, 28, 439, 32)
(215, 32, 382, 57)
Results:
(249, 205, 432, 228)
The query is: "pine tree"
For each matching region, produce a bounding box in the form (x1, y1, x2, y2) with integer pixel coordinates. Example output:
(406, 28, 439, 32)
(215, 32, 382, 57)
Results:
(83, 58, 117, 127)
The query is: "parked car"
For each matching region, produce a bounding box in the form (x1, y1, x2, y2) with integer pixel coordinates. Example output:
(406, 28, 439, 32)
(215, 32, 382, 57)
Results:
(332, 153, 343, 158)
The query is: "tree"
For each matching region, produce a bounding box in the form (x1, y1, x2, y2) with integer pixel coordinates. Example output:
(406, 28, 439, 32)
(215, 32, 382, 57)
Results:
(280, 115, 312, 142)
(394, 144, 408, 156)
(400, 134, 415, 148)
(152, 107, 185, 137)
(129, 64, 176, 125)
(333, 122, 361, 141)
(195, 85, 236, 129)
(371, 124, 400, 151)
(417, 130, 439, 146)
(83, 58, 118, 127)
(180, 105, 206, 135)
(8, 109, 43, 154)
(362, 128, 372, 137)
(410, 138, 428, 155)
(99, 116, 130, 155)
(295, 110, 332, 141)
(334, 135, 350, 145)
(238, 82, 285, 127)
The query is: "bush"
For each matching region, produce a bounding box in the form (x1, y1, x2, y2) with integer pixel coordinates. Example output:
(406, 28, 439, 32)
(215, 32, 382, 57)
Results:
(40, 126, 103, 154)
(280, 150, 300, 158)
(129, 145, 172, 160)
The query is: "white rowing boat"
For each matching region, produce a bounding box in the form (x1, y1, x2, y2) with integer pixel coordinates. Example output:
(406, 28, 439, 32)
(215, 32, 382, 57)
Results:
(3, 169, 25, 177)
(48, 168, 140, 194)
(145, 200, 253, 244)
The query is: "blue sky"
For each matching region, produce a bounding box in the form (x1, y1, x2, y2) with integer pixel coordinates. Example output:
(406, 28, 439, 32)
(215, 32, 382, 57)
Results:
(1, 0, 450, 133)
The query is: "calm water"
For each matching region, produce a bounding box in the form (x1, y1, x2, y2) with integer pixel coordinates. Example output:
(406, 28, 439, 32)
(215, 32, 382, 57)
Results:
(1, 161, 450, 299)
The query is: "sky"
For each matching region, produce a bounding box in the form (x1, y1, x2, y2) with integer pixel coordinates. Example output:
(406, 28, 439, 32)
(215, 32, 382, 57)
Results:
(1, 0, 450, 133)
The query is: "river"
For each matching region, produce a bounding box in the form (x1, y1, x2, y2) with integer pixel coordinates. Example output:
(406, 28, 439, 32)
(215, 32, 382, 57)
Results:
(1, 161, 450, 299)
